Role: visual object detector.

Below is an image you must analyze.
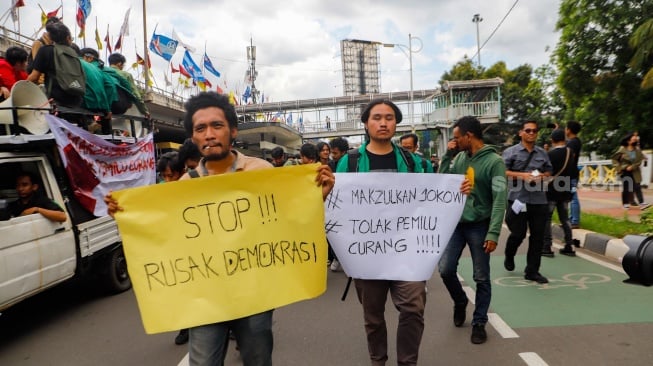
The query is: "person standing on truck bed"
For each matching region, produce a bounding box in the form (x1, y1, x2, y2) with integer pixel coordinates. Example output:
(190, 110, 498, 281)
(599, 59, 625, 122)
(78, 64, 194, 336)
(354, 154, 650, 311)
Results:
(9, 171, 66, 223)
(105, 91, 335, 366)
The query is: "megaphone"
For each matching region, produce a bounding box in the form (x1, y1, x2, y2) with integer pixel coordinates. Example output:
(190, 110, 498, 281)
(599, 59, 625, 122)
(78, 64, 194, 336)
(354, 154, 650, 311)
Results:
(0, 80, 51, 135)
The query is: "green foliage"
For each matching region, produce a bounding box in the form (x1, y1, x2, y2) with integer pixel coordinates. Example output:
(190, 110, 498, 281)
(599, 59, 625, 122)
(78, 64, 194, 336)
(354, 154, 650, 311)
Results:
(555, 0, 653, 157)
(629, 18, 653, 89)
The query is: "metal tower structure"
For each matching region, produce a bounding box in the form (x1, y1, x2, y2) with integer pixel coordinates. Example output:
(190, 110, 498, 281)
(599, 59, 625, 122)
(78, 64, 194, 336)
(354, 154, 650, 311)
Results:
(246, 38, 260, 104)
(340, 39, 381, 124)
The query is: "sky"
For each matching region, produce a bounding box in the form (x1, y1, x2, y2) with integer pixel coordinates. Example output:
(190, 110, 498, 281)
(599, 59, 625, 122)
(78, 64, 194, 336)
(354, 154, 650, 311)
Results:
(4, 0, 562, 103)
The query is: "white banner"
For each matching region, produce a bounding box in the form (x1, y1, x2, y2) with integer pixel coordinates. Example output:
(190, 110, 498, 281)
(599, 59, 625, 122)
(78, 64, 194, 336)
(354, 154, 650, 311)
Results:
(325, 173, 466, 281)
(46, 114, 156, 217)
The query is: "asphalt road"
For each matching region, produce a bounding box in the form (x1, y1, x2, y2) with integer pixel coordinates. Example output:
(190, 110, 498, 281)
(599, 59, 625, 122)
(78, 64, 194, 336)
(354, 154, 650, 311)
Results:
(1, 227, 652, 366)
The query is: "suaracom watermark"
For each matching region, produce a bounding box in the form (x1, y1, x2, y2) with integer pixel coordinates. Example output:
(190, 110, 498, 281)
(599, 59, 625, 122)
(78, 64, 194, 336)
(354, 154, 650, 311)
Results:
(489, 175, 637, 193)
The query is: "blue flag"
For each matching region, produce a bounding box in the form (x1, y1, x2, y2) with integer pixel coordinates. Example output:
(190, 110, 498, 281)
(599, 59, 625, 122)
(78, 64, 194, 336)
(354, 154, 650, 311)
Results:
(287, 113, 293, 126)
(203, 54, 221, 78)
(242, 85, 251, 103)
(182, 50, 206, 83)
(149, 33, 178, 61)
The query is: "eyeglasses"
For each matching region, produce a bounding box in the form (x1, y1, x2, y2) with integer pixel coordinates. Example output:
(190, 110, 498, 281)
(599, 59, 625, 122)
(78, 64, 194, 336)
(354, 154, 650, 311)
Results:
(523, 128, 539, 134)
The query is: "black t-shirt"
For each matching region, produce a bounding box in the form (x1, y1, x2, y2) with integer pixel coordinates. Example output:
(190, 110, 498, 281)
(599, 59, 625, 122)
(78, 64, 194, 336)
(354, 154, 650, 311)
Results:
(32, 45, 83, 108)
(566, 137, 581, 180)
(367, 150, 398, 172)
(9, 193, 63, 218)
(547, 146, 576, 202)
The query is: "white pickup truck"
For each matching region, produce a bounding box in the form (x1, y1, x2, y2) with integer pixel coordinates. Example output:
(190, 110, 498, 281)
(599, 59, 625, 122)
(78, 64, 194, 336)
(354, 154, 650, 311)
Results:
(0, 81, 152, 311)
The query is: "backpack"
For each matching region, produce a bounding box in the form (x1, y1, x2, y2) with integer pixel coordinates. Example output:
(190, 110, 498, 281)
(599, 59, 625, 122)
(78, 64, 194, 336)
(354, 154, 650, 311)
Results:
(346, 147, 417, 172)
(48, 44, 86, 97)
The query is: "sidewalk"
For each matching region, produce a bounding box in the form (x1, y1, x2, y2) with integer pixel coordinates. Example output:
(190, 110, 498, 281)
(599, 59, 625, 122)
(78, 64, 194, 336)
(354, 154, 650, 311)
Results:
(551, 186, 652, 264)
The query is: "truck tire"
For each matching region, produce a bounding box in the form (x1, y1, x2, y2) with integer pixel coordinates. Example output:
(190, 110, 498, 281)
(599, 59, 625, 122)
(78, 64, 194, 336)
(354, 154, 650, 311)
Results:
(101, 246, 132, 293)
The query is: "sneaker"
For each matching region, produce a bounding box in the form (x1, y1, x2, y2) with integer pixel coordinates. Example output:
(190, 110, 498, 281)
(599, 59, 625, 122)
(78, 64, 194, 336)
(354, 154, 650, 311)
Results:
(471, 324, 487, 344)
(330, 259, 342, 272)
(174, 329, 189, 345)
(559, 246, 576, 256)
(541, 248, 555, 258)
(630, 202, 639, 207)
(640, 202, 651, 210)
(572, 239, 581, 248)
(504, 256, 515, 271)
(524, 272, 549, 284)
(453, 299, 468, 327)
(624, 204, 630, 209)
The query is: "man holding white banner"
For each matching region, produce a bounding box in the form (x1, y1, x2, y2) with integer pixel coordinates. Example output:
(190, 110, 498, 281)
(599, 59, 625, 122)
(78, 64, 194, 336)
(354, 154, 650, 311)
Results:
(437, 116, 507, 345)
(330, 99, 470, 366)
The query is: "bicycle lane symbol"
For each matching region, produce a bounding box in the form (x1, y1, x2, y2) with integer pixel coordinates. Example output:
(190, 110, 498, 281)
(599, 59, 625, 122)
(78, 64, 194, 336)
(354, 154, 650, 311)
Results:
(494, 273, 611, 290)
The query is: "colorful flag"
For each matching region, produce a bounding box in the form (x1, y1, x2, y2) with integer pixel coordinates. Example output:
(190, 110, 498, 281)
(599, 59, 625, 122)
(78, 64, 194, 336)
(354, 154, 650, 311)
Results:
(203, 54, 221, 78)
(149, 32, 178, 61)
(134, 53, 151, 69)
(242, 85, 251, 104)
(170, 63, 179, 73)
(95, 27, 103, 50)
(40, 5, 61, 26)
(76, 0, 92, 37)
(114, 35, 122, 51)
(216, 85, 224, 94)
(287, 113, 293, 126)
(11, 0, 25, 22)
(181, 50, 206, 83)
(172, 29, 196, 53)
(104, 25, 112, 53)
(179, 64, 191, 78)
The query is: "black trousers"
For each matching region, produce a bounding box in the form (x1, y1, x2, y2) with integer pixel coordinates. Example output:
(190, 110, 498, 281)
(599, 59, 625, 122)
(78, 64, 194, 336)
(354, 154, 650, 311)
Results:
(504, 202, 549, 275)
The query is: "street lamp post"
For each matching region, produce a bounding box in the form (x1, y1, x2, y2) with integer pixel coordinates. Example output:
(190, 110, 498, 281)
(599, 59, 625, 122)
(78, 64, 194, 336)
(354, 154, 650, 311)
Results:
(472, 13, 483, 67)
(383, 34, 422, 131)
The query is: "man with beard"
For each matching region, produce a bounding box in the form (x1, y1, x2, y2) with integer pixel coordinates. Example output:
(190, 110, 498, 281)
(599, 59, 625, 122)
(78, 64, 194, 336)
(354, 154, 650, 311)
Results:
(105, 92, 335, 366)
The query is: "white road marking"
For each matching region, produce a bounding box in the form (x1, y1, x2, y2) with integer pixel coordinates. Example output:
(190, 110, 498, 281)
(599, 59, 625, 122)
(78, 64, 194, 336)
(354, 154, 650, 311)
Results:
(488, 313, 519, 338)
(519, 352, 549, 366)
(177, 353, 189, 366)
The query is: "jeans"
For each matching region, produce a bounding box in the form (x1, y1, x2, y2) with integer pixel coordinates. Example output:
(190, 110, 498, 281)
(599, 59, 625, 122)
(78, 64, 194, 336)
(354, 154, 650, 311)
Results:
(189, 310, 273, 366)
(569, 179, 580, 225)
(504, 202, 549, 275)
(354, 279, 426, 366)
(438, 221, 491, 326)
(543, 200, 573, 249)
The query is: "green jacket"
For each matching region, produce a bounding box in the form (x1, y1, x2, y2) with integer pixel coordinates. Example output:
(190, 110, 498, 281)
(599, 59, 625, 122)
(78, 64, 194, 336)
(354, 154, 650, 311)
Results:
(80, 59, 117, 112)
(439, 145, 507, 243)
(336, 141, 424, 173)
(107, 65, 150, 115)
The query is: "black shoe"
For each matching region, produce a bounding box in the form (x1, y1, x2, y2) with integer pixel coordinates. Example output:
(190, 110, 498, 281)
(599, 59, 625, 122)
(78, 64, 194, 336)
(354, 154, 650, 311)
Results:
(471, 324, 487, 344)
(541, 249, 555, 258)
(559, 246, 576, 256)
(174, 329, 189, 345)
(572, 239, 581, 248)
(524, 273, 549, 284)
(571, 224, 580, 229)
(504, 256, 515, 271)
(453, 299, 468, 327)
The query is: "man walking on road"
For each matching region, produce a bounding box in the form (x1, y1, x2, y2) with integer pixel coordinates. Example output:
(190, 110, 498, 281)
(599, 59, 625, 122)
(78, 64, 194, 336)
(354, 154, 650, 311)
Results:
(336, 99, 470, 365)
(437, 116, 506, 344)
(503, 120, 553, 284)
(105, 92, 335, 366)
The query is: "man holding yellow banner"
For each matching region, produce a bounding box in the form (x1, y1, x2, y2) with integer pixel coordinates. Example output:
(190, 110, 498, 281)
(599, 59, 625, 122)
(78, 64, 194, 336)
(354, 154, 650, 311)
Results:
(105, 92, 335, 366)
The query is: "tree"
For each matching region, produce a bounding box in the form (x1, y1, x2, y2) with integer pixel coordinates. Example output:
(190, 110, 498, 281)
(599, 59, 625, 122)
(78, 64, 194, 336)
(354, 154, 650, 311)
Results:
(629, 18, 653, 89)
(555, 0, 653, 156)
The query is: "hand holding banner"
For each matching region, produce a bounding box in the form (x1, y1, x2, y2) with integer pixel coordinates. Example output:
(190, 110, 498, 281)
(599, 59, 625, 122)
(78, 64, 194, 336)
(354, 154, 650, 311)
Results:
(113, 164, 328, 334)
(325, 173, 466, 281)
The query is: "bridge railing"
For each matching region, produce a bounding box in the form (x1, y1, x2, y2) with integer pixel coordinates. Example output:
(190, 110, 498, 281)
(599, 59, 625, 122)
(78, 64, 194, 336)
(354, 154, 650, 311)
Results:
(578, 160, 621, 187)
(422, 101, 501, 125)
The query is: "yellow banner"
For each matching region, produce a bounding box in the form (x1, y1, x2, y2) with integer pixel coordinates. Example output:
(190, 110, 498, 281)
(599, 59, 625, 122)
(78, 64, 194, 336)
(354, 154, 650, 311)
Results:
(113, 164, 327, 334)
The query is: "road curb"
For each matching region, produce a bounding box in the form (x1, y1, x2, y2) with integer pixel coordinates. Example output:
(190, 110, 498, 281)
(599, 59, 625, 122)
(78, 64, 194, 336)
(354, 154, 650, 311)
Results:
(551, 226, 627, 263)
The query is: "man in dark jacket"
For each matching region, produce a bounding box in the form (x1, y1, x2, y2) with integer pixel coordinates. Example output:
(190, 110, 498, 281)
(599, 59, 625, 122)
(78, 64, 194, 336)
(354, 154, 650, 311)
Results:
(542, 129, 577, 257)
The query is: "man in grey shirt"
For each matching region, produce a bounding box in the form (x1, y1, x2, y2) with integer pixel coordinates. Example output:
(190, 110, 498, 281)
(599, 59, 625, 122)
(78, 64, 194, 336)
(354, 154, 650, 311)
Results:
(502, 120, 553, 284)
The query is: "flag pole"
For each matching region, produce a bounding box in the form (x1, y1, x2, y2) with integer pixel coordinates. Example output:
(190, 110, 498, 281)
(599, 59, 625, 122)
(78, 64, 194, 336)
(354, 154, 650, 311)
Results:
(142, 0, 151, 93)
